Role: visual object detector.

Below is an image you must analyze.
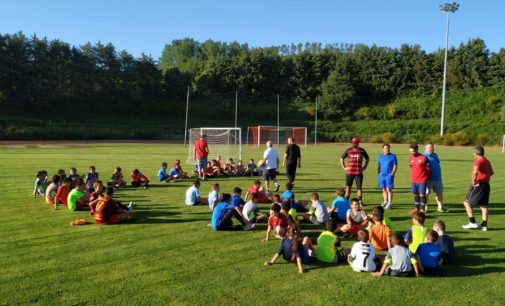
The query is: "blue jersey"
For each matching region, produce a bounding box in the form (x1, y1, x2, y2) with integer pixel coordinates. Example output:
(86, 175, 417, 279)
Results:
(231, 195, 244, 209)
(331, 196, 350, 221)
(168, 167, 178, 176)
(423, 152, 442, 181)
(211, 201, 231, 230)
(282, 190, 294, 201)
(157, 167, 167, 181)
(378, 153, 398, 176)
(416, 242, 442, 269)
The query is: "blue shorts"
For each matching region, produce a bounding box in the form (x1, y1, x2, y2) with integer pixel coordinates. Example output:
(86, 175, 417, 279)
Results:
(197, 158, 207, 169)
(301, 248, 310, 264)
(378, 174, 394, 189)
(411, 183, 427, 195)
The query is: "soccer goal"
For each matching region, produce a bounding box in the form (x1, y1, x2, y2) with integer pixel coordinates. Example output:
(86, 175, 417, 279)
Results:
(247, 126, 307, 147)
(186, 127, 242, 164)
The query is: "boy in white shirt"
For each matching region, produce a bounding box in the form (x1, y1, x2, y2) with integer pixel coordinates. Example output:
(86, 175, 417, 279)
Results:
(185, 180, 208, 206)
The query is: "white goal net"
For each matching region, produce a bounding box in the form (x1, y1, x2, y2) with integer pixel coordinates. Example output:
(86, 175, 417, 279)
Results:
(186, 128, 242, 164)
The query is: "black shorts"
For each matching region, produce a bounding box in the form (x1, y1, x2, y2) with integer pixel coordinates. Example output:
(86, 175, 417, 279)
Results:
(346, 174, 363, 188)
(466, 182, 490, 207)
(263, 169, 277, 181)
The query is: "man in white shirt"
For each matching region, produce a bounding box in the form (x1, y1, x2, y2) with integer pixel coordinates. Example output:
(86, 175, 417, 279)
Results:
(262, 140, 280, 192)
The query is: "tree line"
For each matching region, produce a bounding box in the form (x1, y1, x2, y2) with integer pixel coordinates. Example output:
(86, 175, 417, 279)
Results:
(0, 33, 504, 140)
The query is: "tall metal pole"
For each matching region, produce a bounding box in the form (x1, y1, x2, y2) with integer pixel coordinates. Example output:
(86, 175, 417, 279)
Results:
(235, 90, 238, 128)
(277, 94, 280, 145)
(440, 12, 450, 136)
(315, 97, 318, 146)
(184, 86, 190, 146)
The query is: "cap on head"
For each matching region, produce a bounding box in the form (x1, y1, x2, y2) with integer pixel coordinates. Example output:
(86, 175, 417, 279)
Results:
(351, 137, 360, 144)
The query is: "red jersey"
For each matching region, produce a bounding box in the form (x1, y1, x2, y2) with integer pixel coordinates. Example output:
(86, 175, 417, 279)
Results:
(194, 139, 208, 159)
(213, 160, 222, 169)
(474, 156, 493, 183)
(131, 172, 148, 183)
(409, 154, 431, 183)
(93, 196, 115, 222)
(247, 186, 269, 203)
(341, 147, 369, 175)
(268, 214, 288, 230)
(204, 166, 214, 176)
(55, 185, 70, 205)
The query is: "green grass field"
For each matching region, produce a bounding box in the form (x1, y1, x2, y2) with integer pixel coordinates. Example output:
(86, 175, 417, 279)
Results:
(1, 143, 504, 305)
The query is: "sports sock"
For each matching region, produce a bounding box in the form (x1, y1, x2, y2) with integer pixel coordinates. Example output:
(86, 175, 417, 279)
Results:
(420, 195, 427, 206)
(414, 195, 420, 205)
(420, 204, 426, 212)
(469, 217, 476, 223)
(415, 204, 420, 211)
(481, 220, 488, 227)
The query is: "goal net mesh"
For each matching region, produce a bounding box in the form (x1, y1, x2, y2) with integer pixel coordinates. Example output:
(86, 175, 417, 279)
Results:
(187, 128, 242, 164)
(248, 126, 307, 146)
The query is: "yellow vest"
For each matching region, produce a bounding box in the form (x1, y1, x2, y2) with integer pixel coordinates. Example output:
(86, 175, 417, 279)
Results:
(317, 231, 337, 263)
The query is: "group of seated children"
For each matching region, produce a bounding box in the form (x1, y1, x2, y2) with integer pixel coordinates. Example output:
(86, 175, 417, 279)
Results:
(195, 156, 265, 179)
(157, 160, 190, 183)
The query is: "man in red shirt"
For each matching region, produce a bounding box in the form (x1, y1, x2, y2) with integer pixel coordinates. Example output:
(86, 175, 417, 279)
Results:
(408, 144, 430, 214)
(340, 137, 369, 206)
(193, 135, 209, 180)
(463, 146, 494, 231)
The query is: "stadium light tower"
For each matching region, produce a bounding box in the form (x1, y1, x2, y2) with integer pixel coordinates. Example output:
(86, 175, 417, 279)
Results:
(439, 2, 459, 136)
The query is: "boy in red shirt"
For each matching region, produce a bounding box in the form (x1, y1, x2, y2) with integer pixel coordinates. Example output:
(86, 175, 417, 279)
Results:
(408, 144, 430, 214)
(54, 178, 72, 209)
(245, 180, 270, 203)
(93, 187, 134, 225)
(462, 146, 494, 231)
(263, 204, 288, 242)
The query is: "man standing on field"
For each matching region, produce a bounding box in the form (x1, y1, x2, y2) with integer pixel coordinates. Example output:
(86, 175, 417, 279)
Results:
(282, 137, 301, 184)
(263, 140, 280, 192)
(423, 143, 448, 213)
(462, 146, 494, 231)
(408, 144, 430, 214)
(340, 137, 369, 206)
(377, 143, 397, 210)
(193, 135, 209, 181)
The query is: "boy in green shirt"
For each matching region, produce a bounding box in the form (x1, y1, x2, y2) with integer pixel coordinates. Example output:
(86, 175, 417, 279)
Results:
(67, 178, 90, 211)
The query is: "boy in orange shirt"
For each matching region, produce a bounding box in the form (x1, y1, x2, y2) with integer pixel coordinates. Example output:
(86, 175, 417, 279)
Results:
(369, 210, 391, 250)
(130, 169, 149, 188)
(54, 178, 72, 209)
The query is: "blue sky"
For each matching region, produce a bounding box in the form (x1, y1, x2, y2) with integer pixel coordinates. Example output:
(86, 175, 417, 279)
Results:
(1, 0, 503, 59)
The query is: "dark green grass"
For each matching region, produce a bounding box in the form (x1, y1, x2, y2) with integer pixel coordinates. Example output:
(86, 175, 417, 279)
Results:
(0, 143, 504, 305)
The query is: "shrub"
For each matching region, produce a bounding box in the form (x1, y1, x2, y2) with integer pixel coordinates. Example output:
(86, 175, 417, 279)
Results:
(441, 131, 470, 146)
(475, 134, 488, 145)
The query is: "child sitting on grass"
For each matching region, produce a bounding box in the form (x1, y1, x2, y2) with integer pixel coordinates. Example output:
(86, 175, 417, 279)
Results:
(131, 169, 149, 188)
(405, 212, 428, 253)
(212, 157, 223, 175)
(368, 209, 391, 251)
(242, 193, 268, 224)
(157, 162, 174, 183)
(317, 219, 349, 264)
(204, 161, 216, 178)
(172, 159, 190, 179)
(208, 183, 220, 210)
(32, 170, 47, 198)
(211, 193, 254, 231)
(231, 187, 245, 209)
(416, 230, 442, 275)
(67, 178, 90, 211)
(67, 168, 81, 183)
(264, 226, 313, 273)
(371, 205, 395, 234)
(54, 178, 72, 209)
(85, 166, 99, 191)
(303, 193, 329, 226)
(223, 158, 236, 176)
(44, 175, 60, 206)
(340, 198, 369, 236)
(93, 186, 134, 225)
(246, 159, 259, 176)
(372, 233, 421, 277)
(245, 180, 270, 203)
(110, 167, 125, 188)
(235, 160, 246, 176)
(282, 182, 307, 212)
(433, 220, 455, 264)
(185, 180, 208, 206)
(281, 200, 299, 227)
(329, 189, 350, 222)
(348, 229, 378, 272)
(263, 204, 289, 242)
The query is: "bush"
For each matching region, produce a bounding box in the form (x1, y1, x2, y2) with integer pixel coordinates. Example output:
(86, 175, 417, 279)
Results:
(475, 133, 488, 145)
(441, 131, 470, 146)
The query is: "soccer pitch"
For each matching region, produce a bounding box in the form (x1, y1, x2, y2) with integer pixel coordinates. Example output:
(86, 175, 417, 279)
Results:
(1, 143, 504, 305)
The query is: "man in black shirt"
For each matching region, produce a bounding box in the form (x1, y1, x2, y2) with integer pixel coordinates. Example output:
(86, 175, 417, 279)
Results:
(282, 137, 301, 184)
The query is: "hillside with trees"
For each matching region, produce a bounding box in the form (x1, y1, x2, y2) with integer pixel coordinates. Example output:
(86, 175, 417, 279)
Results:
(0, 33, 504, 144)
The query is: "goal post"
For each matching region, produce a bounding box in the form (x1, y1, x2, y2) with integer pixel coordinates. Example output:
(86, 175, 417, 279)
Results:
(186, 127, 242, 164)
(502, 134, 505, 153)
(247, 126, 307, 147)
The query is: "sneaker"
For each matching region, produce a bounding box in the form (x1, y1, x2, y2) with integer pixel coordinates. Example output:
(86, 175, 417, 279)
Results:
(437, 207, 449, 213)
(359, 200, 365, 208)
(409, 209, 418, 215)
(384, 203, 392, 210)
(243, 223, 256, 231)
(274, 184, 280, 192)
(127, 201, 133, 212)
(308, 249, 313, 257)
(481, 226, 488, 231)
(462, 222, 479, 229)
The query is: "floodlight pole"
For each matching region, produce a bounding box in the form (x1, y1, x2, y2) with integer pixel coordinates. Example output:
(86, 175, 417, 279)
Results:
(277, 94, 280, 145)
(184, 86, 190, 146)
(440, 2, 459, 136)
(235, 90, 238, 128)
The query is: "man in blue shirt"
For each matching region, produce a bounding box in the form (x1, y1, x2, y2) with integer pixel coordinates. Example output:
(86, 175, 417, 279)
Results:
(423, 144, 448, 213)
(377, 144, 398, 209)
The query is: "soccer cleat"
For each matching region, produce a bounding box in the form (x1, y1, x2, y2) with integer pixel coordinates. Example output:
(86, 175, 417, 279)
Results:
(437, 207, 449, 213)
(462, 223, 479, 229)
(481, 226, 488, 231)
(243, 223, 256, 231)
(381, 201, 387, 208)
(127, 201, 133, 212)
(384, 203, 392, 210)
(274, 184, 280, 192)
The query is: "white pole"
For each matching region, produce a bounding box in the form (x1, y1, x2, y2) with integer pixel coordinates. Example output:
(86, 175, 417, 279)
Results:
(502, 134, 505, 153)
(315, 97, 318, 146)
(235, 90, 238, 128)
(277, 94, 280, 145)
(440, 12, 450, 136)
(184, 86, 190, 146)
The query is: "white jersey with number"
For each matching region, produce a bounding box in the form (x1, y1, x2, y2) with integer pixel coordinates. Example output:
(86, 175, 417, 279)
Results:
(349, 242, 376, 272)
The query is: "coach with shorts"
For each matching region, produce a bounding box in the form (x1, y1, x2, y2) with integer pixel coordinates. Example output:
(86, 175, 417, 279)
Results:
(340, 137, 369, 206)
(462, 146, 494, 231)
(282, 137, 301, 184)
(193, 135, 209, 181)
(263, 140, 280, 192)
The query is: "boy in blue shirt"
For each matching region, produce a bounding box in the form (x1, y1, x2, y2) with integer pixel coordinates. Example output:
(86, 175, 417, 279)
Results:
(157, 162, 174, 183)
(231, 187, 245, 209)
(416, 230, 442, 274)
(282, 182, 307, 212)
(377, 144, 397, 210)
(211, 193, 253, 231)
(329, 188, 350, 222)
